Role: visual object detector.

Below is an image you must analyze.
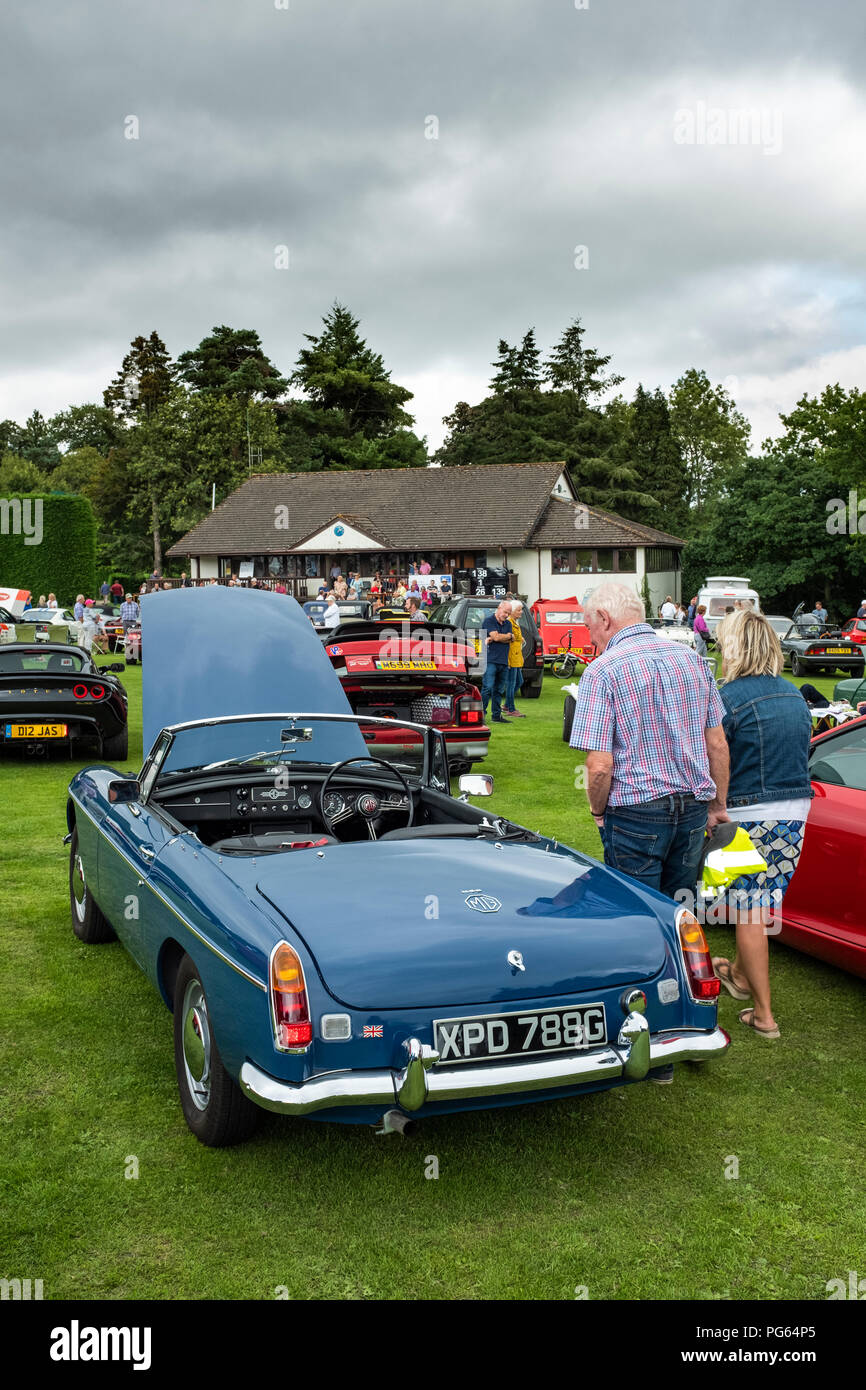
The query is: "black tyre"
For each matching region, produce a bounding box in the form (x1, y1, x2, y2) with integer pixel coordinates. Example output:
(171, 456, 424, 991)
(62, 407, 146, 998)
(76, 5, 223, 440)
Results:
(69, 826, 116, 943)
(791, 654, 804, 676)
(522, 680, 542, 699)
(173, 953, 259, 1147)
(102, 725, 129, 762)
(562, 693, 576, 743)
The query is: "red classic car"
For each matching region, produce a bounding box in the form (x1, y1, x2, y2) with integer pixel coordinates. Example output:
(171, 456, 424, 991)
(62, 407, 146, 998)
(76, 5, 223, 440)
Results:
(530, 597, 596, 667)
(323, 619, 489, 775)
(840, 616, 866, 646)
(781, 713, 866, 978)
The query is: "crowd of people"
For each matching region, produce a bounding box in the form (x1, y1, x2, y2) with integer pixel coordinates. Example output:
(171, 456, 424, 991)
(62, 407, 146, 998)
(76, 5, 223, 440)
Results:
(569, 582, 816, 1068)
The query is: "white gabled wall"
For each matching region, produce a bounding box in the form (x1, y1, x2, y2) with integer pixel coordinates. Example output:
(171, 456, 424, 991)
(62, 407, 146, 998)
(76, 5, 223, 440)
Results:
(506, 548, 642, 607)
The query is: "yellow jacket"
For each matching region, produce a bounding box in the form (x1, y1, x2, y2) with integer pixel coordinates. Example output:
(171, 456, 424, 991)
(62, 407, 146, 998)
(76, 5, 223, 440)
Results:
(508, 618, 524, 668)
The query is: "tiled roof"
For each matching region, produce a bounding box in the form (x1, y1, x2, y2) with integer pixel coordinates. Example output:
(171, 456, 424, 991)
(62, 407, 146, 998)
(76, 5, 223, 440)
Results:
(167, 462, 572, 556)
(528, 497, 684, 548)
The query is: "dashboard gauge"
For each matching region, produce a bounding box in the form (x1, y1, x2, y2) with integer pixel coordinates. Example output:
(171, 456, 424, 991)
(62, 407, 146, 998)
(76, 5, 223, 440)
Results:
(322, 792, 345, 817)
(297, 793, 312, 810)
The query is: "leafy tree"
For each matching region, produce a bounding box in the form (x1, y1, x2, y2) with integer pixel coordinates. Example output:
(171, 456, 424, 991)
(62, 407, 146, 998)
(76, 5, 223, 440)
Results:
(681, 443, 866, 616)
(49, 403, 123, 456)
(0, 454, 45, 493)
(104, 332, 176, 422)
(668, 369, 750, 511)
(544, 318, 624, 411)
(778, 380, 866, 511)
(47, 446, 107, 497)
(176, 326, 288, 402)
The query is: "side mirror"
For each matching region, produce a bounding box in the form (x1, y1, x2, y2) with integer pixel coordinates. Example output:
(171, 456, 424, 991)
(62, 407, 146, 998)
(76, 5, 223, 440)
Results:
(98, 663, 125, 673)
(108, 778, 140, 803)
(458, 773, 494, 797)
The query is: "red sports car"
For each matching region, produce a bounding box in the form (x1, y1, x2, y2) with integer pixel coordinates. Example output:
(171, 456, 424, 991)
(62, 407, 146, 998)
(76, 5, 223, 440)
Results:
(781, 713, 866, 978)
(323, 619, 489, 775)
(530, 597, 596, 667)
(840, 616, 866, 646)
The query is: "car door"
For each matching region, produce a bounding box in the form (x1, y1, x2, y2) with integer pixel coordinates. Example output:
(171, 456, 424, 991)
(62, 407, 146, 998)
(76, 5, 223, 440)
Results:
(98, 798, 175, 968)
(782, 720, 866, 968)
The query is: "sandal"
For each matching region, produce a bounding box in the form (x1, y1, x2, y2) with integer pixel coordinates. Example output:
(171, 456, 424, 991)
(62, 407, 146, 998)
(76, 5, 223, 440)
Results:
(738, 1008, 780, 1040)
(712, 958, 751, 1001)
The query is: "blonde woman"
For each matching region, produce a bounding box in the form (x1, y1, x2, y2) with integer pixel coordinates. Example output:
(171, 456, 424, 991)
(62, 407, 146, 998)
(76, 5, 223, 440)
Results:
(710, 610, 813, 1038)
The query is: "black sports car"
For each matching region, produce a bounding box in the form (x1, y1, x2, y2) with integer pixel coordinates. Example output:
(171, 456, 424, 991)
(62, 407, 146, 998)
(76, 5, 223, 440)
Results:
(0, 643, 129, 758)
(778, 606, 865, 678)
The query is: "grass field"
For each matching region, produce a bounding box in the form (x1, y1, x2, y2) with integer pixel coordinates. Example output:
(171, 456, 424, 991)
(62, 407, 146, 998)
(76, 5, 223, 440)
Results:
(2, 662, 864, 1301)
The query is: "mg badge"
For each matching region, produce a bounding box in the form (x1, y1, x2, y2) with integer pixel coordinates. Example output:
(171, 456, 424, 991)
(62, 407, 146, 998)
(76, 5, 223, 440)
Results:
(507, 949, 525, 972)
(462, 889, 501, 914)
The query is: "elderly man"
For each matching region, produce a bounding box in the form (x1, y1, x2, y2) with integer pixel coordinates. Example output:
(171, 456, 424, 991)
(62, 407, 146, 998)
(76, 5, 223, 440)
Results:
(570, 581, 730, 893)
(322, 592, 341, 629)
(569, 583, 731, 1084)
(120, 593, 140, 632)
(504, 601, 526, 717)
(480, 599, 514, 723)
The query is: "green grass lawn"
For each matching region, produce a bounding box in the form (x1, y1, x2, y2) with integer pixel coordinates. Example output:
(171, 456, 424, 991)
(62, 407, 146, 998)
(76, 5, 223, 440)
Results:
(2, 663, 864, 1301)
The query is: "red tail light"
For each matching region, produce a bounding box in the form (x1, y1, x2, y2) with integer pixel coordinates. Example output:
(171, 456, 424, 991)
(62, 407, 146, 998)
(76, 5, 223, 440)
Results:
(89, 684, 105, 700)
(457, 697, 484, 726)
(677, 909, 720, 1001)
(535, 640, 543, 657)
(72, 684, 88, 699)
(270, 942, 312, 1050)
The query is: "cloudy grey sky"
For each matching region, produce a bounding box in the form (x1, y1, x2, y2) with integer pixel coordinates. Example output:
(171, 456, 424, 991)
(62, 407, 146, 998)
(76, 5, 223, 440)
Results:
(2, 0, 864, 451)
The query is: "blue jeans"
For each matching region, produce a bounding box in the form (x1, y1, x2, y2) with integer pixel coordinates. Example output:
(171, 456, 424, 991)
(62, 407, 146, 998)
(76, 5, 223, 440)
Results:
(481, 663, 509, 719)
(601, 794, 708, 899)
(505, 667, 523, 710)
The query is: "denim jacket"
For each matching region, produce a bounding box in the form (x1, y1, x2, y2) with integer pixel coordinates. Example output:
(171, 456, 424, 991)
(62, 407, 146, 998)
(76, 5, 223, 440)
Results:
(720, 674, 813, 808)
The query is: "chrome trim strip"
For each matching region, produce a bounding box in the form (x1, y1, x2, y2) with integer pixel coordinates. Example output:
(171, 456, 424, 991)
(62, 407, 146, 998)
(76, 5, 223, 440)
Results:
(165, 711, 434, 735)
(68, 794, 267, 993)
(239, 1025, 731, 1116)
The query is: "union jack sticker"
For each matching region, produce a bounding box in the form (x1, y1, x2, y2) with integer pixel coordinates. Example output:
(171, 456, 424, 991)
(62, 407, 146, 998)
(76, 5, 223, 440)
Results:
(363, 1024, 383, 1038)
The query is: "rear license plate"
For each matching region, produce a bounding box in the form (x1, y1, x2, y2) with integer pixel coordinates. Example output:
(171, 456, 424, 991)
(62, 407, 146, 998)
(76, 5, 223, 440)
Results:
(826, 648, 849, 655)
(5, 723, 68, 738)
(374, 660, 436, 670)
(433, 1003, 607, 1064)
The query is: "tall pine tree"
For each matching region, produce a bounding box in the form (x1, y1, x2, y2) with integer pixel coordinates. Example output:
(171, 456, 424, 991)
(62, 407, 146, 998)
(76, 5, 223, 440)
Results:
(104, 332, 176, 421)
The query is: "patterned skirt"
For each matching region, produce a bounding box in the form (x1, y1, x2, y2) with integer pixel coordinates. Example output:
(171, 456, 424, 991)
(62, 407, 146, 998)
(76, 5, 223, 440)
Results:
(713, 818, 806, 914)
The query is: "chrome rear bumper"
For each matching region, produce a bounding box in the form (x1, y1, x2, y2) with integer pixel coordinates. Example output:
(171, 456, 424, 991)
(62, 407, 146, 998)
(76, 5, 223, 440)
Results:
(239, 1022, 730, 1118)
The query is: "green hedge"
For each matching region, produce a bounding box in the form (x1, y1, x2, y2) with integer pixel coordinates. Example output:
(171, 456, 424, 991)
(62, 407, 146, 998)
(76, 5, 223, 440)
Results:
(0, 493, 96, 603)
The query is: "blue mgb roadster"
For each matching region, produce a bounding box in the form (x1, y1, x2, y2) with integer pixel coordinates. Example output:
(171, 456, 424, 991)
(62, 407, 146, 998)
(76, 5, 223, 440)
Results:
(66, 587, 729, 1145)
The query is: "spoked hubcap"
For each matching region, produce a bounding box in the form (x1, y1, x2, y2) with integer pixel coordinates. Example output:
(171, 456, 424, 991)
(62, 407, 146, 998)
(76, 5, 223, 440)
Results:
(72, 854, 87, 921)
(181, 980, 212, 1111)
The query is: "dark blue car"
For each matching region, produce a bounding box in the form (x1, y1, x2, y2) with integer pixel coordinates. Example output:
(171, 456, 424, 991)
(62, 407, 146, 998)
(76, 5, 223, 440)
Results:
(66, 586, 728, 1145)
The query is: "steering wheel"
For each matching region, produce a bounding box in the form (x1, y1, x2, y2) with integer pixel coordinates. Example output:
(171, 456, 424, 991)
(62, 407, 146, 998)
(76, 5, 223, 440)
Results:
(319, 757, 415, 841)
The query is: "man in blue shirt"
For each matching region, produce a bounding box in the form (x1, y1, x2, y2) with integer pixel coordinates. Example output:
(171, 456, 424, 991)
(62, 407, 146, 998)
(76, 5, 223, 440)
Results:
(481, 601, 514, 723)
(811, 600, 829, 625)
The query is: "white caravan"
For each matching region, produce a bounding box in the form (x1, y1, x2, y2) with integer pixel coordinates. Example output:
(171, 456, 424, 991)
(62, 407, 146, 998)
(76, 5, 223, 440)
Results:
(697, 577, 761, 635)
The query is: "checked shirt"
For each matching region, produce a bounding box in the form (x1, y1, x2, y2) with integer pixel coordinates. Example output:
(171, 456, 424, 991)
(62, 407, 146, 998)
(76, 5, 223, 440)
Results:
(569, 623, 726, 807)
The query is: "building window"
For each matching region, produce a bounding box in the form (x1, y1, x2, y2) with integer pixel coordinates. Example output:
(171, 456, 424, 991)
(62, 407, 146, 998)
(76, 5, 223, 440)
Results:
(550, 548, 644, 575)
(645, 547, 681, 573)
